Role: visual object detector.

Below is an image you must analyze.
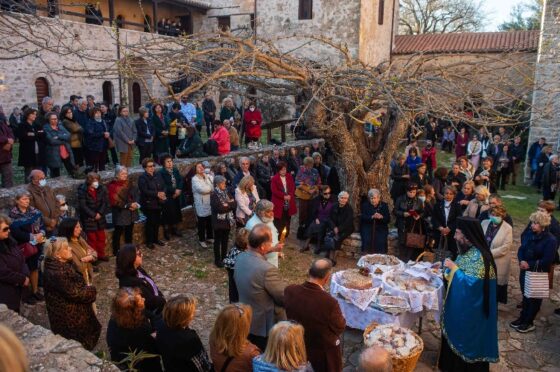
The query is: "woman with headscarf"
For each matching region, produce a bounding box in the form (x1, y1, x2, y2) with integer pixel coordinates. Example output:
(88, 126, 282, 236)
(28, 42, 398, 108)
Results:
(439, 216, 498, 371)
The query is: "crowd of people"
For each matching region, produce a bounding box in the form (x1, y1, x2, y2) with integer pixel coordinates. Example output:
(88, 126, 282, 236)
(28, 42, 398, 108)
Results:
(0, 92, 264, 188)
(1, 97, 560, 371)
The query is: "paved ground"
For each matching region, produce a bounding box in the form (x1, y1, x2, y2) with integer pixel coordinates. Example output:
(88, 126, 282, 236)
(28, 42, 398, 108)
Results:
(20, 219, 560, 371)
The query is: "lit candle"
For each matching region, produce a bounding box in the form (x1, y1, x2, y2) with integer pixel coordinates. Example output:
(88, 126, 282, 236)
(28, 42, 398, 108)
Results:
(279, 227, 288, 243)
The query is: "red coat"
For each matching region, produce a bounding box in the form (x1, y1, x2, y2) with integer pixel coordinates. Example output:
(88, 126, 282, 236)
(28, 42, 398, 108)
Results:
(421, 147, 437, 169)
(270, 173, 297, 219)
(243, 109, 263, 139)
(210, 126, 231, 155)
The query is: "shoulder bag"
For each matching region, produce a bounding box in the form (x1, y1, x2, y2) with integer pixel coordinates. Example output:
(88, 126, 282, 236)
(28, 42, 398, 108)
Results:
(524, 261, 550, 299)
(405, 220, 426, 249)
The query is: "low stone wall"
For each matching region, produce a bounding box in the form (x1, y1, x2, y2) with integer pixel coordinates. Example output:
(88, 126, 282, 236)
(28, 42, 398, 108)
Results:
(0, 304, 118, 371)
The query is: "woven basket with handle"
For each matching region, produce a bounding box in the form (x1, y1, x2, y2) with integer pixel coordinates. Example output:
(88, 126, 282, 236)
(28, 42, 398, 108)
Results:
(363, 322, 424, 372)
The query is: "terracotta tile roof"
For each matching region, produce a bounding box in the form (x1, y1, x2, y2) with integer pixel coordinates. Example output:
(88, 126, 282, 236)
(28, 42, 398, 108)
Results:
(393, 30, 540, 55)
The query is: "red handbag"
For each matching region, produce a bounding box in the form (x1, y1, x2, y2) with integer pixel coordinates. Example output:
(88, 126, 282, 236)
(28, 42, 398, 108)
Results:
(19, 242, 38, 258)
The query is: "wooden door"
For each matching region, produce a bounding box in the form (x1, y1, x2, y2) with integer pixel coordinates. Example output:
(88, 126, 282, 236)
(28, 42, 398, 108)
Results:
(132, 82, 141, 113)
(102, 81, 114, 105)
(35, 77, 50, 107)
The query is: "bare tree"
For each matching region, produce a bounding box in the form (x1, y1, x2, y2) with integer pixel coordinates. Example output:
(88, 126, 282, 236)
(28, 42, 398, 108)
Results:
(399, 0, 487, 35)
(0, 5, 538, 206)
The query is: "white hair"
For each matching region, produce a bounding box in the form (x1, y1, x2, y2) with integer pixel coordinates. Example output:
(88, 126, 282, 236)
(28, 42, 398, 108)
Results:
(338, 191, 349, 201)
(368, 189, 380, 199)
(115, 165, 128, 177)
(255, 199, 274, 216)
(55, 194, 66, 202)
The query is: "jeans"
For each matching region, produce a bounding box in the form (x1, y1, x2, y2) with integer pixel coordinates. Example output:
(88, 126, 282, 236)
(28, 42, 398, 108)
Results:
(197, 215, 213, 242)
(227, 268, 239, 303)
(213, 229, 230, 265)
(519, 270, 543, 325)
(112, 224, 133, 256)
(138, 144, 153, 165)
(274, 209, 292, 240)
(0, 162, 13, 188)
(143, 209, 161, 244)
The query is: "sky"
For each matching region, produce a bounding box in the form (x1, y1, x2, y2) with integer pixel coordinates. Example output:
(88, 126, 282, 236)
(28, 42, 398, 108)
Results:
(484, 0, 528, 31)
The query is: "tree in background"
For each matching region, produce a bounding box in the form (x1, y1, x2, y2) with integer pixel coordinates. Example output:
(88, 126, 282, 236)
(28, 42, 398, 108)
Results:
(499, 0, 543, 31)
(399, 0, 486, 35)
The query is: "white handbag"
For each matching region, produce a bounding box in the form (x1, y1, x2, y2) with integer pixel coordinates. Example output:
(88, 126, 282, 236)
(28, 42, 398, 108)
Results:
(523, 262, 550, 299)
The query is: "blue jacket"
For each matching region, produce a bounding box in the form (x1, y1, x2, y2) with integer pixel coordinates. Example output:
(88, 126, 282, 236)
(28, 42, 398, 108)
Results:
(518, 229, 557, 272)
(135, 118, 154, 147)
(73, 108, 89, 128)
(44, 123, 74, 168)
(84, 119, 108, 152)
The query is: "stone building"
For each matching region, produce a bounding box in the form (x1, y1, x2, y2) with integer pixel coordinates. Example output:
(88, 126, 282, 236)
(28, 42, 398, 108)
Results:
(0, 0, 397, 112)
(527, 0, 560, 161)
(392, 31, 539, 99)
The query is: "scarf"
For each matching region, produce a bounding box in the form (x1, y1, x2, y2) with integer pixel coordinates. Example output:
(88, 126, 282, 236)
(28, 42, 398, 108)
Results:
(214, 187, 235, 227)
(166, 168, 177, 189)
(108, 180, 133, 208)
(9, 206, 42, 234)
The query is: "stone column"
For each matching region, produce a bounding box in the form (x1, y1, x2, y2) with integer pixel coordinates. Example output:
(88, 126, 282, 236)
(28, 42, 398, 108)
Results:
(526, 0, 560, 179)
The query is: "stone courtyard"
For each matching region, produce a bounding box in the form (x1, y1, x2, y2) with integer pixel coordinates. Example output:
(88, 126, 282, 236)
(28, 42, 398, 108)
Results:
(10, 215, 560, 372)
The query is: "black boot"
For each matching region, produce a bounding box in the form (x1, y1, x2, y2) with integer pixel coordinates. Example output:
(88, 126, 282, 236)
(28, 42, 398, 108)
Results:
(163, 227, 171, 241)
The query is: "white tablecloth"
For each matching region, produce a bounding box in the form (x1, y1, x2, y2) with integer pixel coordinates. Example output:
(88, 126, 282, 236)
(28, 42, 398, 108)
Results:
(336, 297, 421, 330)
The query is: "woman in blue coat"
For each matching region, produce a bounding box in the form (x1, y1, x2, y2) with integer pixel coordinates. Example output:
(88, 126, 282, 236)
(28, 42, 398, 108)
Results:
(84, 107, 109, 172)
(360, 189, 390, 254)
(511, 210, 557, 333)
(44, 112, 76, 178)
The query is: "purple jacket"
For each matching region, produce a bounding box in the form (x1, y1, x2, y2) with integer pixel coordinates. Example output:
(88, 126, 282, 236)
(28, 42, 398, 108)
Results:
(0, 120, 14, 165)
(0, 237, 29, 312)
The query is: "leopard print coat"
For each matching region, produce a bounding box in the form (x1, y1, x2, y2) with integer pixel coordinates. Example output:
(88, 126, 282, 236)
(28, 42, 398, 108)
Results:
(43, 257, 101, 350)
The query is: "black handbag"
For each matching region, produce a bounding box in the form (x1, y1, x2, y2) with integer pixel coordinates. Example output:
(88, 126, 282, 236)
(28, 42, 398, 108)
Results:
(323, 230, 338, 252)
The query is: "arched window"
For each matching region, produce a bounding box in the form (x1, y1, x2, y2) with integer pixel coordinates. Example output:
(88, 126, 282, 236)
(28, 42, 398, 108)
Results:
(132, 82, 142, 113)
(35, 77, 50, 107)
(102, 81, 114, 105)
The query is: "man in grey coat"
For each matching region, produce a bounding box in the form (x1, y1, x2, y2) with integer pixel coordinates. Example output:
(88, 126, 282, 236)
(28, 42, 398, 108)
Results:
(234, 223, 286, 350)
(113, 106, 137, 167)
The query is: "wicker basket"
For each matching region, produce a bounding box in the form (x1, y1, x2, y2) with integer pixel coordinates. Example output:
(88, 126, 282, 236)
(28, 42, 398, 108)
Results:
(363, 322, 424, 372)
(416, 250, 435, 263)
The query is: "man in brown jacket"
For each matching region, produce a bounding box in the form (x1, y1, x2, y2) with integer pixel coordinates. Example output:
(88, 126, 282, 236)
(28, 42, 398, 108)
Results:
(284, 258, 346, 372)
(27, 169, 61, 235)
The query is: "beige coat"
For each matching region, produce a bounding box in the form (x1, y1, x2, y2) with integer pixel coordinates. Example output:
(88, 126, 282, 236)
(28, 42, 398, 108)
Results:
(481, 220, 513, 285)
(69, 237, 97, 284)
(463, 199, 490, 219)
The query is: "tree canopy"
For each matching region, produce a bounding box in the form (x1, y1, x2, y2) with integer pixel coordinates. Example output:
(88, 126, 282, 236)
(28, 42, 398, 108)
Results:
(399, 0, 486, 35)
(498, 0, 543, 31)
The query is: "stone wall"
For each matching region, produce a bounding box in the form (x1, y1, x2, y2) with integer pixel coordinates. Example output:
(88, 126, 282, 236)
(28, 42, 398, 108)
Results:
(391, 52, 537, 99)
(0, 304, 118, 371)
(0, 12, 172, 110)
(527, 0, 560, 176)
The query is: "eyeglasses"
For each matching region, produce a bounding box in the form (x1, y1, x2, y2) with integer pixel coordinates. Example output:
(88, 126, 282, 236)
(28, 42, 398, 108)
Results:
(323, 192, 331, 196)
(1, 227, 9, 232)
